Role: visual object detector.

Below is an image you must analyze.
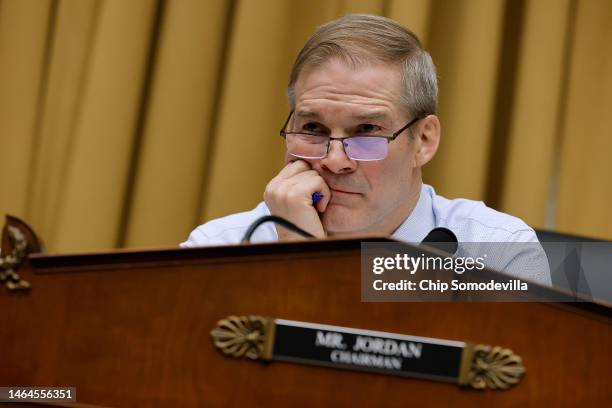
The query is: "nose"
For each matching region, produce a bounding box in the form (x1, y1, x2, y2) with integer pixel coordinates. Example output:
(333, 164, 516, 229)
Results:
(319, 139, 357, 174)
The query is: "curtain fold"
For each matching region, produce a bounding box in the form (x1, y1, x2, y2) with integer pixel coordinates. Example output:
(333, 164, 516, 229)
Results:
(424, 0, 506, 200)
(388, 0, 432, 43)
(499, 0, 571, 229)
(0, 0, 52, 221)
(200, 0, 292, 221)
(27, 0, 101, 249)
(51, 0, 158, 251)
(1, 0, 611, 251)
(123, 0, 230, 248)
(557, 0, 612, 239)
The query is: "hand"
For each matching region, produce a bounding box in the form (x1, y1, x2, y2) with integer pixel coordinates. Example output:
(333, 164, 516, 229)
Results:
(264, 160, 331, 241)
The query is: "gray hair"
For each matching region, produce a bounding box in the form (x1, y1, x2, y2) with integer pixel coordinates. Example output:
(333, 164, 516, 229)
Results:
(287, 14, 438, 118)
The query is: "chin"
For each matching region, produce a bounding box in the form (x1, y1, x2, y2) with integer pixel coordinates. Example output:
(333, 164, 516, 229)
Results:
(321, 205, 369, 235)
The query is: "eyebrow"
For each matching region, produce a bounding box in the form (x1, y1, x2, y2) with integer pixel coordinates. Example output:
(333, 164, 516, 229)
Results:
(352, 111, 389, 121)
(295, 110, 320, 119)
(295, 110, 390, 121)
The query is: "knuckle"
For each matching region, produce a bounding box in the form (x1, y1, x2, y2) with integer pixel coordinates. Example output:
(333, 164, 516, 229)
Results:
(264, 183, 277, 197)
(285, 189, 300, 201)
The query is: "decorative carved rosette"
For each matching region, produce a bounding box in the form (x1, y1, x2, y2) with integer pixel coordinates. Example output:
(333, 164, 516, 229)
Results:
(460, 344, 525, 390)
(210, 315, 275, 360)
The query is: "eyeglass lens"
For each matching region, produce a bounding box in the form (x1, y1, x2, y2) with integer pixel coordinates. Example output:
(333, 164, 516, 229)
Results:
(285, 134, 388, 161)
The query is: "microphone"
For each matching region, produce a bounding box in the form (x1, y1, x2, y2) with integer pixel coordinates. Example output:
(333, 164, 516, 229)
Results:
(421, 227, 458, 255)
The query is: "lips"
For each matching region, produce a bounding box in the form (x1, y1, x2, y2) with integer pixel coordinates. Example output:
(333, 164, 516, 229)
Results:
(330, 187, 360, 195)
(329, 188, 363, 204)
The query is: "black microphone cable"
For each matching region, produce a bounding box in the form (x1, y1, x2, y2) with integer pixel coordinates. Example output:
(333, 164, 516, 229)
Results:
(241, 215, 315, 243)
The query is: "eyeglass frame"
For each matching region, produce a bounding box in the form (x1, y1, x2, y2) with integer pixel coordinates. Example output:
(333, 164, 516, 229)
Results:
(278, 110, 427, 161)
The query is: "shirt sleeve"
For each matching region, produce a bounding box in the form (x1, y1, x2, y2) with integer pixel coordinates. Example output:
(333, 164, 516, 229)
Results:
(498, 230, 552, 286)
(180, 227, 211, 248)
(458, 228, 553, 286)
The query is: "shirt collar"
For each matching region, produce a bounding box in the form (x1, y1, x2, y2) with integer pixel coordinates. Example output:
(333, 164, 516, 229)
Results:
(392, 183, 436, 243)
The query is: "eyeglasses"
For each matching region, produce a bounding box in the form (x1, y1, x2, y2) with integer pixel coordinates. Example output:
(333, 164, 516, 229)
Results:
(279, 111, 425, 161)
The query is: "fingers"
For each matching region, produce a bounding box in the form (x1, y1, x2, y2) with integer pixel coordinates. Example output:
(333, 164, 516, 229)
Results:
(276, 160, 311, 180)
(266, 170, 324, 208)
(264, 160, 330, 239)
(286, 171, 331, 212)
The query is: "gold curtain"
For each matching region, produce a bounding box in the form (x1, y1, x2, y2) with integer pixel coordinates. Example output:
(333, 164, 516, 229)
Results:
(1, 0, 611, 253)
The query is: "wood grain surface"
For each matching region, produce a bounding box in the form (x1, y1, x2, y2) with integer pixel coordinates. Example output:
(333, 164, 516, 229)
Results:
(1, 239, 610, 407)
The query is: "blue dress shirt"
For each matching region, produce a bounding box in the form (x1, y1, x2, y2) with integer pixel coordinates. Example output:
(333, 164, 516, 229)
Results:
(182, 183, 551, 285)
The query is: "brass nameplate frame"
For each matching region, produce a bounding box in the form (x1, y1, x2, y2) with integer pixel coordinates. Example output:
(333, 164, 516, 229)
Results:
(210, 316, 525, 390)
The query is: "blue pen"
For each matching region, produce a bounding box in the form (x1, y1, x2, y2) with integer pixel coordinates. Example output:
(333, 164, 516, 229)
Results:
(312, 191, 324, 205)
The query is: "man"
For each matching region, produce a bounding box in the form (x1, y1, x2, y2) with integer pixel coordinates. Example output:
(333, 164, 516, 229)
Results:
(182, 14, 551, 285)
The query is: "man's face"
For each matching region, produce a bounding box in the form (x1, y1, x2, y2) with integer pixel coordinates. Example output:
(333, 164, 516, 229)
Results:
(290, 58, 425, 235)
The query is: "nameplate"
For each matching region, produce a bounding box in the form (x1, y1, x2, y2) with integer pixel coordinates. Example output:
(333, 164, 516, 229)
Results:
(210, 316, 525, 390)
(273, 319, 463, 382)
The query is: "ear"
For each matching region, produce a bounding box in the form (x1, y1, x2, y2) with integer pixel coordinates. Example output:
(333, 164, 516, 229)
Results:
(413, 114, 440, 168)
